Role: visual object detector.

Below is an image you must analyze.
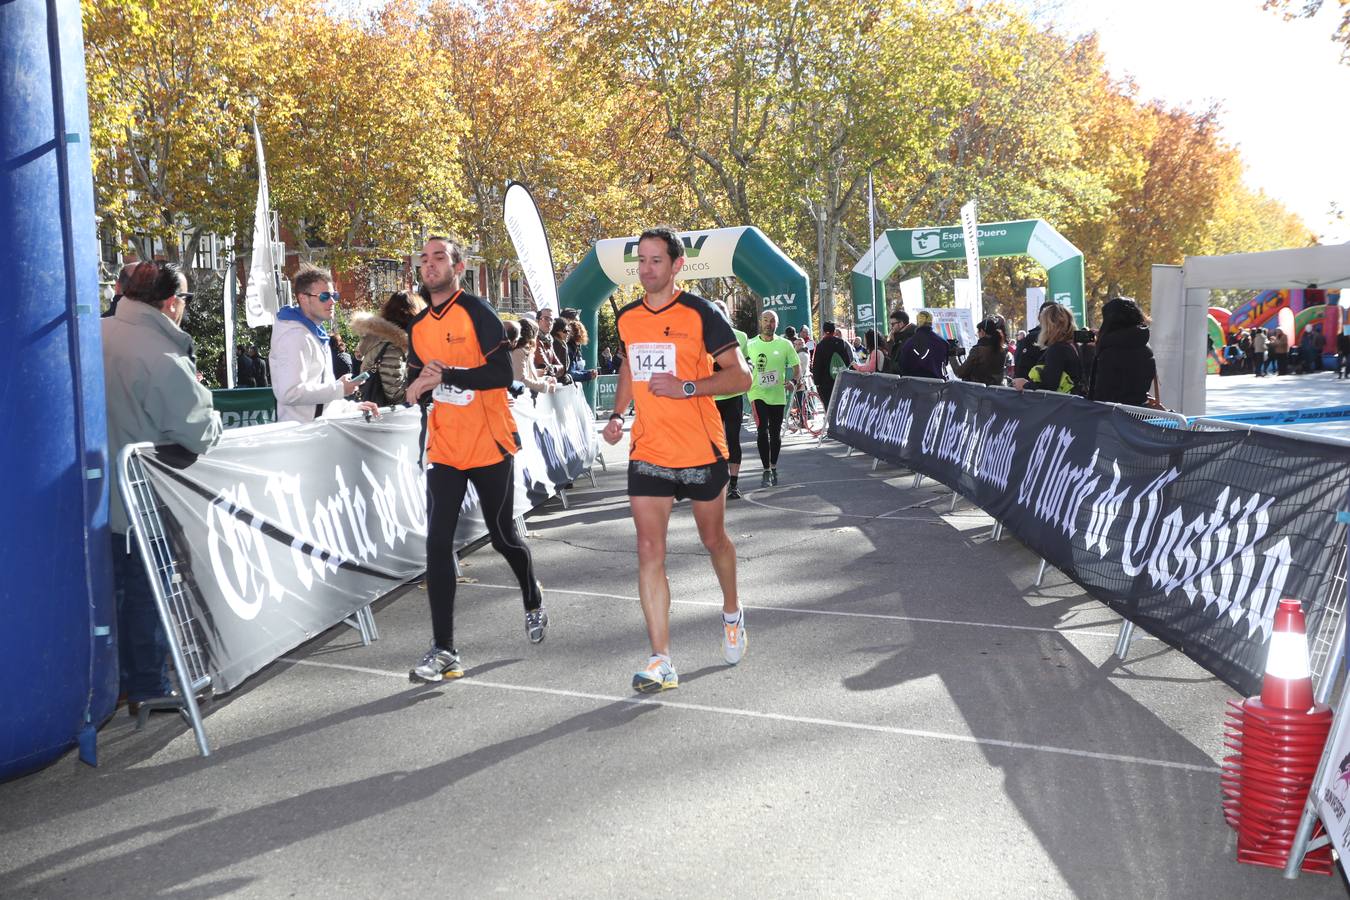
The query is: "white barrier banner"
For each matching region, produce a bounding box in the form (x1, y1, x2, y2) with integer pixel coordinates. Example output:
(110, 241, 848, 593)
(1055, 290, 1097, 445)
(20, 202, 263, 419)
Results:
(132, 387, 597, 692)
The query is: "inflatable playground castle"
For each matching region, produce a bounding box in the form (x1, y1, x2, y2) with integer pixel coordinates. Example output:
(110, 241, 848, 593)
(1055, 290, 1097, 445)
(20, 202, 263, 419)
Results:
(1207, 289, 1344, 373)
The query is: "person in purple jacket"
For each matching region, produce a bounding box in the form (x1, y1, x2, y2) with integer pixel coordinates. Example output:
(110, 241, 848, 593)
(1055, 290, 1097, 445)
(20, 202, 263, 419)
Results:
(897, 311, 950, 380)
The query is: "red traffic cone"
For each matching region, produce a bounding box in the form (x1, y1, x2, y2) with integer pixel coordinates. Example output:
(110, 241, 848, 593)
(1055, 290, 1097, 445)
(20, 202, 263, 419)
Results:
(1222, 598, 1333, 874)
(1260, 598, 1314, 712)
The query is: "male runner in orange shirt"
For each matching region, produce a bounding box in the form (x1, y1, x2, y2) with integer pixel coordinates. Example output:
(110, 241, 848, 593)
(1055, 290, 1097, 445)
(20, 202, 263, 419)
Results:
(406, 236, 546, 683)
(602, 227, 752, 692)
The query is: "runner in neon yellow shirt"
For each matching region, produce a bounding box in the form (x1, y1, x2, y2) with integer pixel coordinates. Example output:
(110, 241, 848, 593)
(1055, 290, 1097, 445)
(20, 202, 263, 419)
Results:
(712, 300, 750, 499)
(745, 310, 799, 488)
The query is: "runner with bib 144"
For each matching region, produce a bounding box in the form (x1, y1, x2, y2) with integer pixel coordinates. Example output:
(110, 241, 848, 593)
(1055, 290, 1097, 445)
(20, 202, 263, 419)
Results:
(602, 227, 753, 694)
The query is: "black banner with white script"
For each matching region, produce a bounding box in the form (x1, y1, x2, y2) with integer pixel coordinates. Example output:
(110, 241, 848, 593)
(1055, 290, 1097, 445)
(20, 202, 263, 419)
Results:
(828, 372, 1349, 695)
(134, 387, 597, 693)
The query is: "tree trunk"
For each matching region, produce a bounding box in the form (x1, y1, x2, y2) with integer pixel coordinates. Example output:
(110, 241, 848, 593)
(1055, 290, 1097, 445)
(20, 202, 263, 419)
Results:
(161, 208, 181, 264)
(483, 258, 503, 307)
(821, 218, 841, 325)
(813, 208, 827, 328)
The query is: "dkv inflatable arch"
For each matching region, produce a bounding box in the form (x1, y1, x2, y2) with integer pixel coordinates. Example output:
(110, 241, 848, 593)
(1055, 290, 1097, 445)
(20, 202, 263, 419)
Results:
(558, 226, 812, 348)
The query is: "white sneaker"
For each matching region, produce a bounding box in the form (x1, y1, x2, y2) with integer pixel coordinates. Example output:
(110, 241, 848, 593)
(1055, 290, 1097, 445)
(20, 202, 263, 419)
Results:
(632, 655, 679, 693)
(722, 610, 747, 665)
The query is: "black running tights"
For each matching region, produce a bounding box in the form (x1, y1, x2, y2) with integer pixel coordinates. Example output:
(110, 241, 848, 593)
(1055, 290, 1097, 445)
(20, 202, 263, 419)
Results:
(716, 396, 743, 466)
(426, 458, 540, 650)
(753, 399, 784, 467)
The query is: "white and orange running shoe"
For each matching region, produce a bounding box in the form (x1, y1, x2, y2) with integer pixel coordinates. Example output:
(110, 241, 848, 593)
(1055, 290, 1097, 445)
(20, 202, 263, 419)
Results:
(722, 609, 747, 665)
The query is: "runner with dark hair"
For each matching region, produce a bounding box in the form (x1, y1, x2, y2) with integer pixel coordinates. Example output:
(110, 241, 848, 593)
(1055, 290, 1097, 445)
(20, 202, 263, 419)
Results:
(405, 236, 546, 683)
(603, 227, 753, 691)
(711, 299, 749, 500)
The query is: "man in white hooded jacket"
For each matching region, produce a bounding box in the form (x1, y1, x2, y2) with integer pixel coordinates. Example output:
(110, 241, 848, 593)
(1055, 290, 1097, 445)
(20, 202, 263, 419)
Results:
(269, 264, 378, 423)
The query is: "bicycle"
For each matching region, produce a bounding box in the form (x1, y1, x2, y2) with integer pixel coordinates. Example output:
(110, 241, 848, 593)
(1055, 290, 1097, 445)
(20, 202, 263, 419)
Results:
(783, 380, 824, 437)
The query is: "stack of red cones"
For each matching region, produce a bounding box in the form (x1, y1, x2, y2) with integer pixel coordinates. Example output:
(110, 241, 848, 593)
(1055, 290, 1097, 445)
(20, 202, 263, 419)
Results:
(1221, 598, 1333, 874)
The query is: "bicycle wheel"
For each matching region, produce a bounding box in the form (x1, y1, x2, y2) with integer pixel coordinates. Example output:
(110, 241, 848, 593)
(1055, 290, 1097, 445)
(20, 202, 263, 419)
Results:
(803, 391, 824, 436)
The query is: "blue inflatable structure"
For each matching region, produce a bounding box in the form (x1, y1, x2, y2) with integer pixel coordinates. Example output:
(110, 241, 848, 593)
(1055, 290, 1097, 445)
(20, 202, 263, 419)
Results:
(1, 0, 118, 779)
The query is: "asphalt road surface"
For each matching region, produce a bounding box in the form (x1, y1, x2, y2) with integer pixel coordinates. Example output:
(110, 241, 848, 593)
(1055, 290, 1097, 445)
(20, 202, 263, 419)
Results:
(2, 425, 1344, 898)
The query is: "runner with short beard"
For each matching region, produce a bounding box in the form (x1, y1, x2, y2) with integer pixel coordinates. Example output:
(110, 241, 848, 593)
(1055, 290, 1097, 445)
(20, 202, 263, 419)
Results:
(406, 236, 547, 683)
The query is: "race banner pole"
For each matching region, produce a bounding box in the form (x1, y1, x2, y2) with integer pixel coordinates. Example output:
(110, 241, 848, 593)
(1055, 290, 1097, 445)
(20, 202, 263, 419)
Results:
(867, 171, 879, 334)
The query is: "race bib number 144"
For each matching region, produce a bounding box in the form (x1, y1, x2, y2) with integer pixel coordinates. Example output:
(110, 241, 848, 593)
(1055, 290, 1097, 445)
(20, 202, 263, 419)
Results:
(629, 342, 677, 382)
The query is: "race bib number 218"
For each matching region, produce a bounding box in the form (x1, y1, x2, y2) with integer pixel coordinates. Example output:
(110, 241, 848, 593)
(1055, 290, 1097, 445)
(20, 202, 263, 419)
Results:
(628, 342, 677, 382)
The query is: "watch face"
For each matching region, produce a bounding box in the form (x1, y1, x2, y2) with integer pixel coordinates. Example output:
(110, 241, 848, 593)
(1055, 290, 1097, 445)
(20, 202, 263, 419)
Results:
(683, 381, 696, 396)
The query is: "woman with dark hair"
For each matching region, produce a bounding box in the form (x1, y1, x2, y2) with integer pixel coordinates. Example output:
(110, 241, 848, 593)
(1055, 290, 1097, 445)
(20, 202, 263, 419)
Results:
(1088, 296, 1155, 405)
(855, 330, 885, 372)
(1012, 304, 1083, 395)
(561, 319, 598, 383)
(351, 289, 425, 405)
(330, 332, 353, 378)
(508, 318, 557, 395)
(956, 315, 1008, 386)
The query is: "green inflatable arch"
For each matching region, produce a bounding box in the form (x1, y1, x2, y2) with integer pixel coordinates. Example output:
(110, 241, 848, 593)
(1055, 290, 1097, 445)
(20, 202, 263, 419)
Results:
(849, 219, 1087, 331)
(558, 226, 811, 383)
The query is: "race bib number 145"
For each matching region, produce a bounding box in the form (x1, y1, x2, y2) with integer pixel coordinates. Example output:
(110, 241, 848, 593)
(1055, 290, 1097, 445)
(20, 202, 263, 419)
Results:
(629, 342, 677, 382)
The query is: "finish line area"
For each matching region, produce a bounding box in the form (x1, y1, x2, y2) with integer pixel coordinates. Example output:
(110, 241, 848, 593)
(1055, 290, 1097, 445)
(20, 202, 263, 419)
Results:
(0, 434, 1341, 898)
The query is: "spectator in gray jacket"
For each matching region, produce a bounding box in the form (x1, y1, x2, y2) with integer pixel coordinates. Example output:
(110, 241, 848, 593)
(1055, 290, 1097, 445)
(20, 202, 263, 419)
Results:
(102, 261, 223, 711)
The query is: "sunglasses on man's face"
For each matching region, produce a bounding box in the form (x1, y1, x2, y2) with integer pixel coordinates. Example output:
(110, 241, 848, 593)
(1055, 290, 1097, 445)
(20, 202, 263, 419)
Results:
(304, 291, 340, 303)
(177, 292, 195, 304)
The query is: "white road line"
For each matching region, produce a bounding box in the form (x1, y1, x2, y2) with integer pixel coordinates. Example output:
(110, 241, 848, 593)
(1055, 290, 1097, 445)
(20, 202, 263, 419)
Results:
(738, 491, 949, 521)
(460, 581, 1156, 640)
(279, 656, 1219, 775)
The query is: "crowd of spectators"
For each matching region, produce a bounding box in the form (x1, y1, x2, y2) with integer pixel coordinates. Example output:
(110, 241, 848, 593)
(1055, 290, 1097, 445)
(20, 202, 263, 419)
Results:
(1219, 323, 1334, 377)
(811, 296, 1167, 408)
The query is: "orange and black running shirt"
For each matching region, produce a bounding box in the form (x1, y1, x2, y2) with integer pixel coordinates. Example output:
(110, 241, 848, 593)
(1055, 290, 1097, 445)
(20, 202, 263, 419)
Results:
(407, 290, 520, 470)
(616, 291, 739, 469)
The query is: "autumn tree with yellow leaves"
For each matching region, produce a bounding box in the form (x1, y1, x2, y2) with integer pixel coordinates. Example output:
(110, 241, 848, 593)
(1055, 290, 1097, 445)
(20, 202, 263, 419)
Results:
(84, 0, 1320, 324)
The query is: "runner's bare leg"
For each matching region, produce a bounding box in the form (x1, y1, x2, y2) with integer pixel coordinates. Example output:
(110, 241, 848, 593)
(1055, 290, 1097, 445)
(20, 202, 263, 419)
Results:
(691, 491, 738, 615)
(630, 494, 675, 655)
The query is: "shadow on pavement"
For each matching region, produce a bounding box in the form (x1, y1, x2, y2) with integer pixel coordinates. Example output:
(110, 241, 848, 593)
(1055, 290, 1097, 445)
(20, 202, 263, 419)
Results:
(6, 699, 658, 898)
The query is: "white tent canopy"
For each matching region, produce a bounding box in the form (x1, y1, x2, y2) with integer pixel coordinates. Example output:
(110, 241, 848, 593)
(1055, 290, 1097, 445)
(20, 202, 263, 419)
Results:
(1152, 241, 1350, 416)
(1181, 242, 1350, 291)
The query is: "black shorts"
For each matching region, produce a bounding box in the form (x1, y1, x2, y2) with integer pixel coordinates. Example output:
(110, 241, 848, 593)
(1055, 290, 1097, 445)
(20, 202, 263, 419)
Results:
(628, 459, 729, 503)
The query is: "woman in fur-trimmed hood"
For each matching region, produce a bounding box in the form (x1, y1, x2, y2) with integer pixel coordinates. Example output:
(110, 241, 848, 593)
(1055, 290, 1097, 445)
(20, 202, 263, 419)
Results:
(351, 290, 424, 406)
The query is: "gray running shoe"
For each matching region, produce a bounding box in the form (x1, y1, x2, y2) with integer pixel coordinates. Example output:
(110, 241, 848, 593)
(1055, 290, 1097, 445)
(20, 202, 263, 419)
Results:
(769, 468, 779, 486)
(526, 608, 549, 644)
(632, 656, 679, 693)
(760, 470, 772, 488)
(409, 645, 463, 683)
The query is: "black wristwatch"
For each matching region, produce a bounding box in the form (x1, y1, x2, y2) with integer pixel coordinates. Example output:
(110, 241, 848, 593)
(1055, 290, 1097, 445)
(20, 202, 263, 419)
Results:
(681, 380, 697, 398)
(609, 413, 624, 423)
